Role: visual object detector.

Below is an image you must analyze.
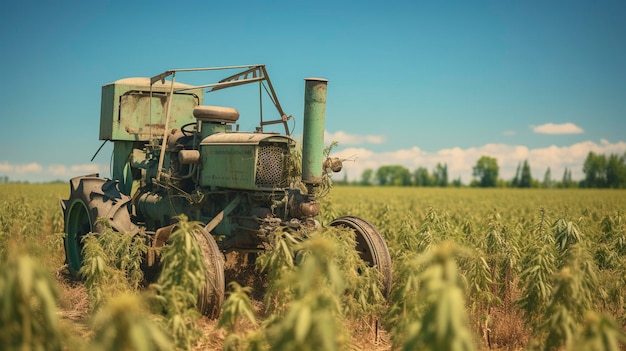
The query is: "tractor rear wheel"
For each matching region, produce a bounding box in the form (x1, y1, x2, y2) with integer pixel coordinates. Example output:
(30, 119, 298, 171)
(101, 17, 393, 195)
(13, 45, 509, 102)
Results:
(61, 174, 137, 275)
(194, 228, 225, 318)
(330, 216, 393, 297)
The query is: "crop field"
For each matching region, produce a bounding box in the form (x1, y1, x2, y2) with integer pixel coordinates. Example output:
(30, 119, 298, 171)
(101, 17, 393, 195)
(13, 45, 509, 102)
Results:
(1, 183, 625, 350)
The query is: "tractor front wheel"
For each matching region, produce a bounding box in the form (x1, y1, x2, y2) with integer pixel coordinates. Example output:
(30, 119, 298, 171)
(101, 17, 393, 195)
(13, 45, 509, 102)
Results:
(330, 216, 393, 297)
(194, 228, 225, 318)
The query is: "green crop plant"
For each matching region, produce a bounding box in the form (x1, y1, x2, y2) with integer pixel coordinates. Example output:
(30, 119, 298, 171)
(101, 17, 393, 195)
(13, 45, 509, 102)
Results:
(539, 242, 600, 350)
(384, 251, 423, 348)
(219, 281, 261, 351)
(256, 227, 301, 316)
(415, 206, 453, 253)
(264, 236, 347, 351)
(79, 218, 147, 310)
(0, 254, 64, 351)
(387, 213, 420, 258)
(219, 281, 257, 333)
(79, 233, 121, 310)
(2, 183, 626, 350)
(151, 215, 207, 350)
(595, 212, 626, 318)
(459, 247, 496, 347)
(553, 216, 585, 263)
(517, 208, 557, 325)
(318, 226, 385, 321)
(90, 293, 171, 351)
(401, 242, 476, 351)
(573, 311, 626, 351)
(541, 266, 586, 350)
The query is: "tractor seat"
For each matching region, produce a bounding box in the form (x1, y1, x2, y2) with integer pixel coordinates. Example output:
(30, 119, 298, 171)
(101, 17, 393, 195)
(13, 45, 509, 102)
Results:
(193, 105, 240, 123)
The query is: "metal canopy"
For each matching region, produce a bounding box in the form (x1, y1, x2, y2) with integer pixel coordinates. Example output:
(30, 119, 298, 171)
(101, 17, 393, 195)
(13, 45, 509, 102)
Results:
(149, 64, 291, 136)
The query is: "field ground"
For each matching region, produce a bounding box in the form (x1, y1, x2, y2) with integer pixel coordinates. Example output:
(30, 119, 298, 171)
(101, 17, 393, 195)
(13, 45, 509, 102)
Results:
(1, 183, 625, 350)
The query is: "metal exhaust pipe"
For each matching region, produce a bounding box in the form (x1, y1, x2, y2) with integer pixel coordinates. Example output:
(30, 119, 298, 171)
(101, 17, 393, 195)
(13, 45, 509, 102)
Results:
(301, 78, 328, 186)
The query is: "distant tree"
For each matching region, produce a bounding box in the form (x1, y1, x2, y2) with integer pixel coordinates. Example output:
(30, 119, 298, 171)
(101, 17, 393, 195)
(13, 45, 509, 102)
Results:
(542, 167, 553, 188)
(564, 168, 573, 188)
(520, 160, 532, 188)
(558, 167, 574, 188)
(606, 153, 626, 188)
(339, 172, 349, 185)
(582, 152, 607, 188)
(433, 163, 449, 187)
(512, 163, 521, 187)
(472, 156, 499, 187)
(413, 167, 434, 187)
(376, 165, 411, 186)
(451, 177, 463, 187)
(360, 169, 373, 186)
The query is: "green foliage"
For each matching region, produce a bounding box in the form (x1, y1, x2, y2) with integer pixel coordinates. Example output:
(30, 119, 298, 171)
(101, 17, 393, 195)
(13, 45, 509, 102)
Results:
(582, 151, 626, 188)
(152, 215, 207, 350)
(78, 218, 147, 310)
(385, 252, 423, 348)
(517, 208, 556, 324)
(256, 228, 300, 315)
(433, 162, 449, 187)
(265, 236, 346, 351)
(416, 206, 453, 253)
(253, 225, 385, 350)
(0, 254, 63, 351)
(320, 227, 385, 320)
(360, 168, 374, 186)
(90, 294, 171, 351)
(2, 184, 626, 350)
(472, 156, 499, 187)
(553, 216, 585, 260)
(413, 166, 435, 187)
(376, 165, 412, 186)
(80, 233, 121, 310)
(219, 281, 256, 332)
(401, 242, 476, 351)
(573, 311, 626, 351)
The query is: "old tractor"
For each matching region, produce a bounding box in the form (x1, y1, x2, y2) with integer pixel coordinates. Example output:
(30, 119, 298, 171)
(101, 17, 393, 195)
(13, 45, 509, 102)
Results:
(61, 64, 392, 317)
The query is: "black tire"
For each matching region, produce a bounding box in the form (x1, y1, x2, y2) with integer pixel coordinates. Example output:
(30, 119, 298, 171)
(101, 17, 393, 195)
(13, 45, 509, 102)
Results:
(194, 228, 225, 318)
(330, 216, 393, 297)
(61, 174, 136, 275)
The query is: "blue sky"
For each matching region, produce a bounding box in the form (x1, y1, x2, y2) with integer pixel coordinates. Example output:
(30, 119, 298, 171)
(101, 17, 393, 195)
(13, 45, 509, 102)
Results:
(1, 0, 625, 183)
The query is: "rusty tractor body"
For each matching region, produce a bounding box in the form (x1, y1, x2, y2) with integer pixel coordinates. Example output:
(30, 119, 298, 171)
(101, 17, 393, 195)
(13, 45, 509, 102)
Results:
(61, 65, 392, 317)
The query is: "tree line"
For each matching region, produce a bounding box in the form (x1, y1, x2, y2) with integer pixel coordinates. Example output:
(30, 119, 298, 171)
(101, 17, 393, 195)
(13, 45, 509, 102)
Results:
(335, 151, 626, 188)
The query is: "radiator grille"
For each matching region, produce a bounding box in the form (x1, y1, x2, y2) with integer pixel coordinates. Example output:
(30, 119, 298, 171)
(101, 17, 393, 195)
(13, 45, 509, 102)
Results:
(256, 144, 289, 188)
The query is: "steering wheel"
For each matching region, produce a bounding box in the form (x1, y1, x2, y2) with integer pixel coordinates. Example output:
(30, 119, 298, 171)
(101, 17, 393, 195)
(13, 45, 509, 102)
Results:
(181, 122, 198, 137)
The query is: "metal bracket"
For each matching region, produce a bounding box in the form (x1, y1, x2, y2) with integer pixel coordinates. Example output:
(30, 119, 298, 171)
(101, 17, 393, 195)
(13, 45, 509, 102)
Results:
(204, 195, 242, 233)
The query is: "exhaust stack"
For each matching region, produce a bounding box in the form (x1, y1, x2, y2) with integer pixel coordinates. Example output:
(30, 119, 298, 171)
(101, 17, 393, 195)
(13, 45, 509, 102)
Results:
(301, 78, 328, 186)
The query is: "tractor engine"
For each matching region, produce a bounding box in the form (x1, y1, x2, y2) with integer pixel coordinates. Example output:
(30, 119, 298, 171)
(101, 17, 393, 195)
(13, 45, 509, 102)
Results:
(113, 77, 329, 252)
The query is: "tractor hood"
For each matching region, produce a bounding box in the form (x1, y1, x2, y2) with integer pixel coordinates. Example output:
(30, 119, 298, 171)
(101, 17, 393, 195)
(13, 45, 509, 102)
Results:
(198, 132, 295, 190)
(199, 132, 294, 146)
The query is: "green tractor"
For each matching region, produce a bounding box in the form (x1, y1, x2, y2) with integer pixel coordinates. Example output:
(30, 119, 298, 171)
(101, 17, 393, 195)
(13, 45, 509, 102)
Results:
(61, 64, 392, 317)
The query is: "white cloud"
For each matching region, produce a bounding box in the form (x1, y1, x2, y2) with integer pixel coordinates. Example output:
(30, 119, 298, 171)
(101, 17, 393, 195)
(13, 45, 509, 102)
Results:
(15, 163, 43, 173)
(330, 140, 626, 184)
(0, 162, 109, 182)
(324, 130, 386, 145)
(532, 122, 584, 134)
(0, 161, 14, 172)
(48, 165, 68, 176)
(69, 164, 103, 174)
